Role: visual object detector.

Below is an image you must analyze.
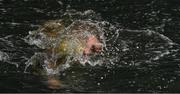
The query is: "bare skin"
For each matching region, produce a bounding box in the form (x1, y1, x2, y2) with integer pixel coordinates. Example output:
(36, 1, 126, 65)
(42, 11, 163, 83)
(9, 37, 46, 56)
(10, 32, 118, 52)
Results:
(83, 35, 102, 55)
(47, 76, 62, 89)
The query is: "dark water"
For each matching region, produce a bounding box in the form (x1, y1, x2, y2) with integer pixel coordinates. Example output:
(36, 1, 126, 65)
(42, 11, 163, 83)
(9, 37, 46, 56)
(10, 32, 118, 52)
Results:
(1, 0, 180, 93)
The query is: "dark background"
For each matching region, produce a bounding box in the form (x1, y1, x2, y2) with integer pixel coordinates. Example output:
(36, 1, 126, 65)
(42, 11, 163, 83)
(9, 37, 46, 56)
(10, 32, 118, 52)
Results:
(0, 0, 180, 93)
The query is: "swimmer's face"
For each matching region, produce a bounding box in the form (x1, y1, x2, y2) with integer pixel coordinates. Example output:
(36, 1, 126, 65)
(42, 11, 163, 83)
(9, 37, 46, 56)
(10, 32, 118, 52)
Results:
(83, 35, 103, 55)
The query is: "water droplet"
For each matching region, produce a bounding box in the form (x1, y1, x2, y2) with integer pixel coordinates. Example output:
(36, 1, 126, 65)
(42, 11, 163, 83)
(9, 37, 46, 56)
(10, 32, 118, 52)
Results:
(101, 77, 103, 79)
(97, 82, 100, 86)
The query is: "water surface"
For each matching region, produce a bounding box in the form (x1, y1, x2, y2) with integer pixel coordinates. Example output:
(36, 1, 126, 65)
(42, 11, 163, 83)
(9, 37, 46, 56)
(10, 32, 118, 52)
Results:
(0, 0, 180, 93)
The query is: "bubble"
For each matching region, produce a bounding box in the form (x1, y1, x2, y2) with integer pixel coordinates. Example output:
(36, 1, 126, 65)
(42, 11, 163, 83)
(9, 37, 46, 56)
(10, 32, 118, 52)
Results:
(100, 77, 103, 79)
(97, 82, 100, 86)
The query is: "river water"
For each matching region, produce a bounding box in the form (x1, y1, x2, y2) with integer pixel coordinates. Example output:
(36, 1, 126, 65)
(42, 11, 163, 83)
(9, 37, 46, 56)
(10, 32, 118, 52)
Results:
(1, 0, 180, 93)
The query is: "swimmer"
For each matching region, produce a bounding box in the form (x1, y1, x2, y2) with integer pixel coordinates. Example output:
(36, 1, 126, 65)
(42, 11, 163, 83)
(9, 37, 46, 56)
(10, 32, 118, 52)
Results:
(40, 20, 104, 89)
(38, 20, 103, 69)
(26, 19, 104, 72)
(24, 10, 105, 89)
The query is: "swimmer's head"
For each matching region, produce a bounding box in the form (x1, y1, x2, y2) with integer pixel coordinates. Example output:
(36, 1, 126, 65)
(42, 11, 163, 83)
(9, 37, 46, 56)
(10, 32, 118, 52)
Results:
(26, 20, 104, 66)
(63, 20, 104, 56)
(57, 35, 103, 57)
